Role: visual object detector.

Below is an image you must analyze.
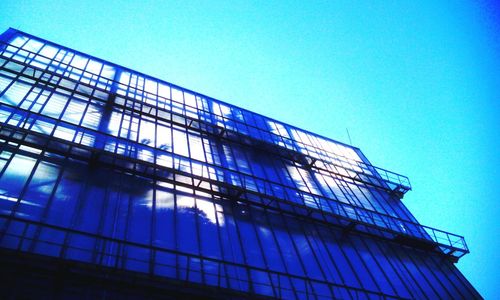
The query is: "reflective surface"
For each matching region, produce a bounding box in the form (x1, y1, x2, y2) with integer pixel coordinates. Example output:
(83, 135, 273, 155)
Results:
(0, 28, 480, 299)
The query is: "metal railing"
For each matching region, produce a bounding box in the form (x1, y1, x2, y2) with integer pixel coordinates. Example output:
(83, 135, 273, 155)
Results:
(0, 42, 412, 196)
(0, 117, 469, 260)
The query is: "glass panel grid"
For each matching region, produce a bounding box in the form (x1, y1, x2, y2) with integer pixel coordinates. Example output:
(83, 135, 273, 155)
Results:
(0, 29, 478, 300)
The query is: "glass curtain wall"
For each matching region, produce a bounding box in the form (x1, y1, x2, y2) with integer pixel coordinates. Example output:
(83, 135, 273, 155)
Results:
(0, 29, 480, 299)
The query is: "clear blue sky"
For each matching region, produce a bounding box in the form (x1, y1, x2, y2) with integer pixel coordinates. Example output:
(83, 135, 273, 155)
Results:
(2, 1, 499, 298)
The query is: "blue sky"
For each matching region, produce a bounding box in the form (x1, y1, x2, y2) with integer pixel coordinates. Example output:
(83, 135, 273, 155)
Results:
(2, 1, 499, 298)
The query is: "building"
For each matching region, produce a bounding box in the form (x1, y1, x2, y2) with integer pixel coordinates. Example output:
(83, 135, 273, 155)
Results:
(0, 28, 481, 299)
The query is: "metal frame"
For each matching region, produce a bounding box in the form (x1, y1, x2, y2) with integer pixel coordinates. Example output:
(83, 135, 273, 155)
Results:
(0, 28, 478, 300)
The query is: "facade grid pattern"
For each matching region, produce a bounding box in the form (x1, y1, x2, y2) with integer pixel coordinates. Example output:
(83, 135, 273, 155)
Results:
(0, 28, 481, 299)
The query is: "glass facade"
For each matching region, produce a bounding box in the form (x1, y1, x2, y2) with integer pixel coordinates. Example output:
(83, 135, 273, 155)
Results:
(0, 28, 481, 299)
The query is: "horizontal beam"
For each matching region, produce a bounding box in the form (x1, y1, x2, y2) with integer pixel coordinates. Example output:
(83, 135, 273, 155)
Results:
(0, 122, 468, 260)
(0, 51, 411, 195)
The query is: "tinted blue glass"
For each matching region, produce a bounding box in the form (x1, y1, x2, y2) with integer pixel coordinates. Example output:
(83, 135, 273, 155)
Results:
(74, 183, 105, 232)
(226, 265, 249, 293)
(411, 252, 457, 299)
(14, 161, 59, 221)
(201, 260, 220, 287)
(252, 210, 286, 272)
(154, 188, 176, 249)
(45, 168, 81, 227)
(1, 219, 26, 249)
(197, 199, 221, 259)
(65, 232, 95, 263)
(317, 226, 361, 289)
(0, 155, 36, 212)
(302, 225, 342, 284)
(364, 239, 412, 299)
(127, 184, 152, 244)
(270, 274, 296, 300)
(218, 209, 244, 264)
(286, 218, 324, 281)
(342, 240, 379, 292)
(435, 258, 477, 299)
(176, 195, 199, 255)
(350, 235, 394, 295)
(0, 29, 480, 300)
(398, 251, 436, 297)
(154, 250, 177, 278)
(35, 227, 65, 256)
(125, 245, 150, 273)
(251, 269, 275, 297)
(268, 214, 304, 276)
(236, 210, 266, 268)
